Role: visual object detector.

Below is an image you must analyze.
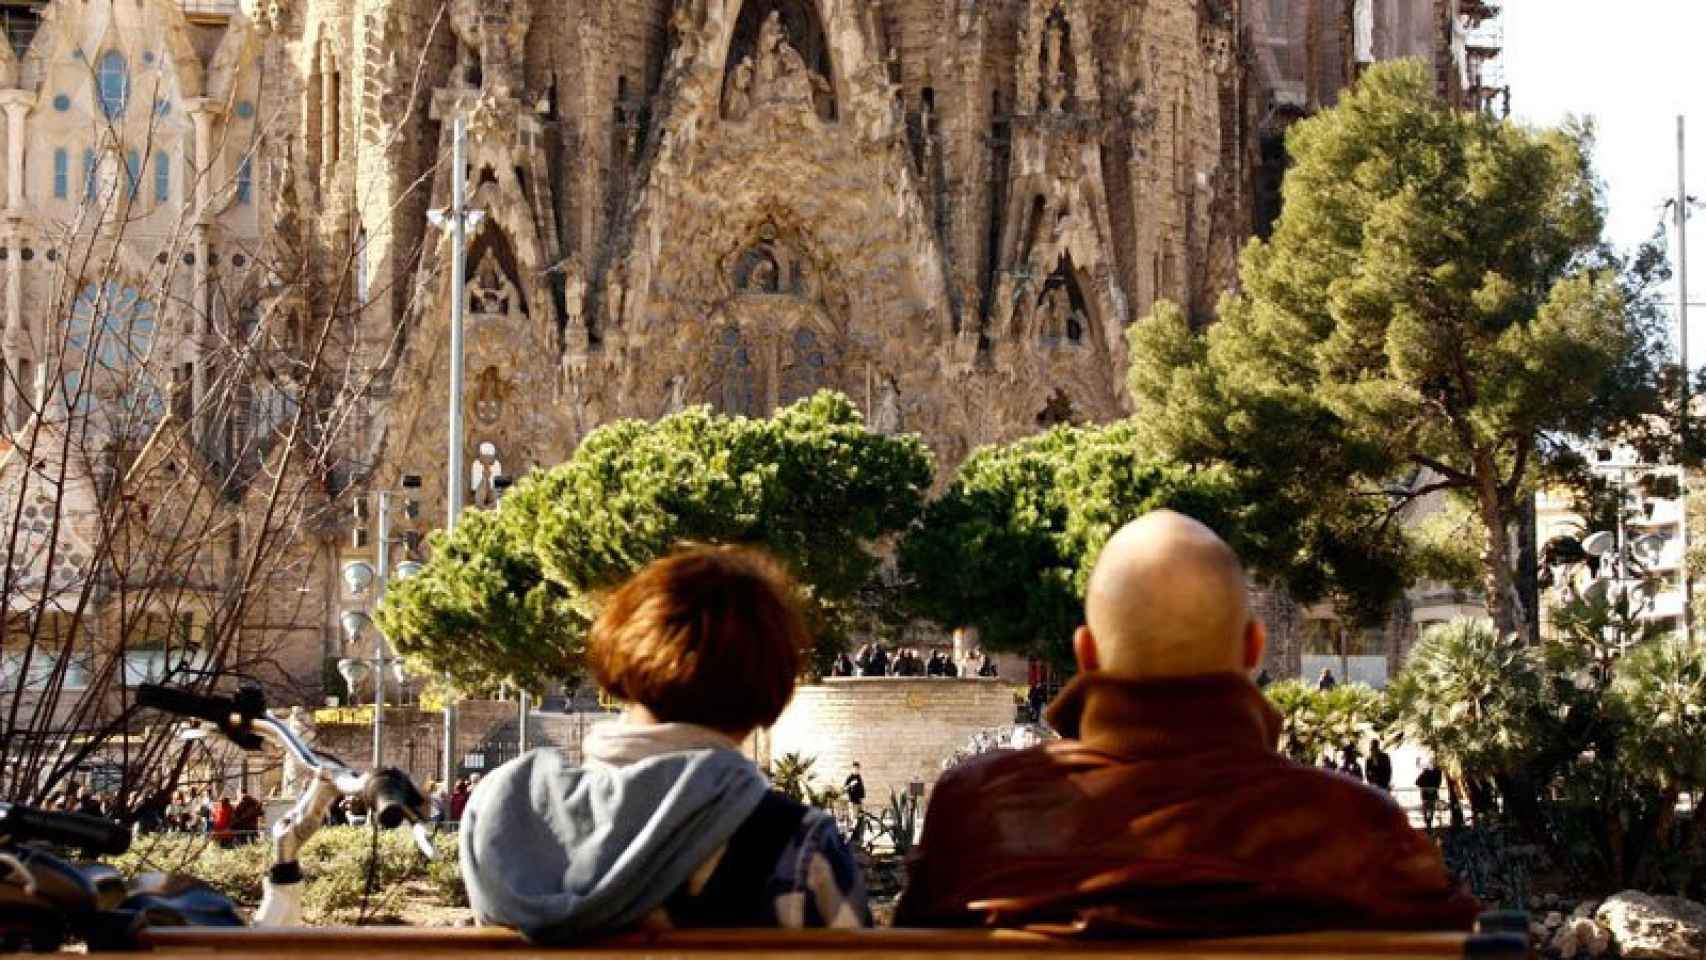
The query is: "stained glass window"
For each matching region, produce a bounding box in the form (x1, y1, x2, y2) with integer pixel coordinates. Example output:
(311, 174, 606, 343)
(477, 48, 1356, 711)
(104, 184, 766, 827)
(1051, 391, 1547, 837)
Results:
(97, 51, 128, 119)
(61, 282, 162, 426)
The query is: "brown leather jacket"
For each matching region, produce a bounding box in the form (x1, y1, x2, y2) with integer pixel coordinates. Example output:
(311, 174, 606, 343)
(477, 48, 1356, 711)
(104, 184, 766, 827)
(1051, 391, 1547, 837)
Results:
(894, 672, 1478, 935)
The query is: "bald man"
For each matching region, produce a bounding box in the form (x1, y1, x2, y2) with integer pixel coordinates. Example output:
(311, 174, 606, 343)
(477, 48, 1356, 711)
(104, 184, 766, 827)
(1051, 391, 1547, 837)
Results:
(894, 511, 1478, 934)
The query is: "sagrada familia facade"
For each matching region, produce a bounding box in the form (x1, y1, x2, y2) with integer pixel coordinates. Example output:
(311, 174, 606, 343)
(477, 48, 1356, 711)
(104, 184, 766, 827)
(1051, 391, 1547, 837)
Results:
(0, 0, 1502, 705)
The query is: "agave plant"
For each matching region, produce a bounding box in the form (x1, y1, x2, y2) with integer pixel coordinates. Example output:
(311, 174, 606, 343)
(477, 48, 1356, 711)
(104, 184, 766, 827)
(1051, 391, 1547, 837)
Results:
(1385, 619, 1542, 782)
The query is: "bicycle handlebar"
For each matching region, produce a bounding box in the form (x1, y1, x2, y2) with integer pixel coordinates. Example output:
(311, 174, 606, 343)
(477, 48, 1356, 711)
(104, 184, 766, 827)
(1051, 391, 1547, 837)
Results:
(0, 802, 132, 856)
(135, 684, 265, 750)
(137, 683, 431, 830)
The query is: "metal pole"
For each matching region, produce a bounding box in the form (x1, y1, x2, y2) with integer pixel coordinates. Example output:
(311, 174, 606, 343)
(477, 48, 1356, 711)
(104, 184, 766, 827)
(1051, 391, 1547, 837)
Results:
(375, 492, 389, 770)
(1679, 115, 1694, 644)
(518, 690, 529, 753)
(449, 114, 468, 530)
(442, 112, 468, 786)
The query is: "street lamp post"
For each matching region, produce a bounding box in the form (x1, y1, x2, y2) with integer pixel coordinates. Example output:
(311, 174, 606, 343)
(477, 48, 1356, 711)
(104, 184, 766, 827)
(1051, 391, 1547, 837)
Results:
(427, 111, 485, 785)
(342, 490, 425, 769)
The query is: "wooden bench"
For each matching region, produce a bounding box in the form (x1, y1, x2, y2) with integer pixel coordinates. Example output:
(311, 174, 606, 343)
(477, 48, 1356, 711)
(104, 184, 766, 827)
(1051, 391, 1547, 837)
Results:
(136, 924, 1530, 960)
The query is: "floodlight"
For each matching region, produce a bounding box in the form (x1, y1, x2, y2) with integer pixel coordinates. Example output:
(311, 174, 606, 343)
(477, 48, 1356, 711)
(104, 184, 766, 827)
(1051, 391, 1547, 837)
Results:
(342, 560, 376, 596)
(340, 609, 373, 646)
(1580, 531, 1616, 558)
(337, 657, 372, 689)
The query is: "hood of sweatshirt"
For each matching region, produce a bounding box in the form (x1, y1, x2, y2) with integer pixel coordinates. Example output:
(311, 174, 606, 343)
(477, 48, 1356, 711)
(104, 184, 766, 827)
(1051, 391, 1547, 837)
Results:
(459, 723, 769, 941)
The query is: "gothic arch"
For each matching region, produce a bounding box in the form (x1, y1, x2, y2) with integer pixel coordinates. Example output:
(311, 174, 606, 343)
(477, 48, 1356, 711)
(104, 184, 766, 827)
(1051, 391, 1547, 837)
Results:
(719, 0, 837, 122)
(1030, 252, 1092, 346)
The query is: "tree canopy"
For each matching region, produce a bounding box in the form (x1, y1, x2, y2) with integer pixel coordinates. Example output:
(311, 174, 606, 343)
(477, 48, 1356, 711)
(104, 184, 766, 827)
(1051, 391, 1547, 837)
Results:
(376, 392, 933, 692)
(898, 421, 1345, 666)
(1126, 60, 1675, 636)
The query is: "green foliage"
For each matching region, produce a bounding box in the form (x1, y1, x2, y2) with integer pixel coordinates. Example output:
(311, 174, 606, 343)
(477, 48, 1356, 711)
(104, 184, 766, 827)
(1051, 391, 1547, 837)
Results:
(764, 752, 842, 808)
(899, 422, 1255, 665)
(1266, 679, 1388, 764)
(1613, 636, 1706, 794)
(377, 392, 933, 692)
(1126, 61, 1675, 634)
(113, 826, 457, 922)
(1388, 614, 1706, 895)
(1386, 619, 1542, 779)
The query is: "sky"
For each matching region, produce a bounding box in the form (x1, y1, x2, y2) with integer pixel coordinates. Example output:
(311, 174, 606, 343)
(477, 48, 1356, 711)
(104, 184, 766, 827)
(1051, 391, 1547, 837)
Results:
(1502, 0, 1705, 358)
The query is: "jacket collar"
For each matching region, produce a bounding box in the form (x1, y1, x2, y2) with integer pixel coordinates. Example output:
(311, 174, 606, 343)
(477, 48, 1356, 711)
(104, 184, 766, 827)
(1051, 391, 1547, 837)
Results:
(1044, 671, 1281, 758)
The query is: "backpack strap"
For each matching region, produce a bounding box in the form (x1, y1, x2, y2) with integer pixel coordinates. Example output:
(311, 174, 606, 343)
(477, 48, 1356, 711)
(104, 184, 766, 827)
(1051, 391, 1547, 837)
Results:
(667, 791, 809, 928)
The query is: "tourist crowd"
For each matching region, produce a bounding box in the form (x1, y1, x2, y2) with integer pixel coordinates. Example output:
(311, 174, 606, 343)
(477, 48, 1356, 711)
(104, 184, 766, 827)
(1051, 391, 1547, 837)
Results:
(830, 645, 999, 678)
(41, 783, 269, 845)
(458, 513, 1480, 940)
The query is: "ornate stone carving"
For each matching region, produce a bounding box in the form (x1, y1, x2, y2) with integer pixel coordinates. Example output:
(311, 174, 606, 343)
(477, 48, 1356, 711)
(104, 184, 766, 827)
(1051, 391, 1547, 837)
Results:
(723, 9, 833, 121)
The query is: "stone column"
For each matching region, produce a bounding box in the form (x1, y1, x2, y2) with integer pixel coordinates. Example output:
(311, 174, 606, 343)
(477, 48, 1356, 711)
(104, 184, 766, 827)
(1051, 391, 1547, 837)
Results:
(0, 91, 34, 211)
(183, 99, 220, 220)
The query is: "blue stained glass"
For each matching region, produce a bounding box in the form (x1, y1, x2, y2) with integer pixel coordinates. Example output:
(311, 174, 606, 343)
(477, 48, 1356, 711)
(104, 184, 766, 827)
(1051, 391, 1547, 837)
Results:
(235, 101, 255, 119)
(154, 154, 169, 202)
(52, 148, 67, 199)
(52, 94, 70, 112)
(97, 51, 128, 118)
(64, 282, 162, 419)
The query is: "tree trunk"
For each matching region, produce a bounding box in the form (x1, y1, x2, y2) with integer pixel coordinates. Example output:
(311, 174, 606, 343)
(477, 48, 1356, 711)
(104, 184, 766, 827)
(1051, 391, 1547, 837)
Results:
(1474, 458, 1525, 638)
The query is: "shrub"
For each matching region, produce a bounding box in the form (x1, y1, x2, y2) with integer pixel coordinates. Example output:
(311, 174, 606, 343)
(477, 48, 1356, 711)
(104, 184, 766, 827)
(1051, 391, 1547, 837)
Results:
(113, 826, 454, 923)
(765, 752, 842, 809)
(1388, 614, 1706, 896)
(1265, 679, 1387, 765)
(1385, 619, 1542, 780)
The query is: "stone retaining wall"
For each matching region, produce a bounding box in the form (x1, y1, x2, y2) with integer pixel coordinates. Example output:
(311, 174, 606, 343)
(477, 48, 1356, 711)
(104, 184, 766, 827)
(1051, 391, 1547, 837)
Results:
(762, 678, 1020, 807)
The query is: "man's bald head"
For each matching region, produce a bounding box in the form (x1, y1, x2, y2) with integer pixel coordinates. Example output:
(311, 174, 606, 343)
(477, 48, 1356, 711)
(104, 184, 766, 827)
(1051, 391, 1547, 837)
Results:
(1077, 511, 1262, 680)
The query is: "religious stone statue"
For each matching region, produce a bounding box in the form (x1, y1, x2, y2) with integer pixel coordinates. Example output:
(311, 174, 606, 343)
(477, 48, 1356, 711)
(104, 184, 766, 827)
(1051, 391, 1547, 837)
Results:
(726, 56, 755, 119)
(757, 12, 786, 87)
(1040, 286, 1069, 341)
(473, 365, 508, 425)
(1044, 17, 1069, 112)
(469, 258, 510, 315)
(750, 254, 777, 292)
(729, 11, 831, 118)
(663, 374, 687, 415)
(871, 376, 902, 434)
(470, 441, 505, 507)
(560, 255, 590, 353)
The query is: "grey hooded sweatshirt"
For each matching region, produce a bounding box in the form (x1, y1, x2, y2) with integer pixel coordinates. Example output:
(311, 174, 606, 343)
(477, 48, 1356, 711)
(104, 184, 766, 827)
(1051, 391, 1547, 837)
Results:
(459, 722, 771, 939)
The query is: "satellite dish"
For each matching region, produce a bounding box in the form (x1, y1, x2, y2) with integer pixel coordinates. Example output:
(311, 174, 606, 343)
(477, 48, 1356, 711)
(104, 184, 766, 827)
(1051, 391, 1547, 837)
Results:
(1581, 531, 1616, 558)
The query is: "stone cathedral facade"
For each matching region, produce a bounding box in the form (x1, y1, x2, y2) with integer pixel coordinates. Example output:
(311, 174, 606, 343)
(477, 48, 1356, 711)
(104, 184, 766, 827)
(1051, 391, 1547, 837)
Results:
(344, 0, 1253, 515)
(0, 0, 1501, 700)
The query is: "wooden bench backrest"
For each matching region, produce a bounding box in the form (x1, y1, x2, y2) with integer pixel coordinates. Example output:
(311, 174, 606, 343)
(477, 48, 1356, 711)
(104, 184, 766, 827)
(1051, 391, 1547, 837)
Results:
(137, 925, 1529, 960)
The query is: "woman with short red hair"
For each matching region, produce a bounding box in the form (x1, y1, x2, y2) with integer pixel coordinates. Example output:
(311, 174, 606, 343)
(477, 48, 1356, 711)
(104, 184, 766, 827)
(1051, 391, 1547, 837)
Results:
(461, 545, 870, 939)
